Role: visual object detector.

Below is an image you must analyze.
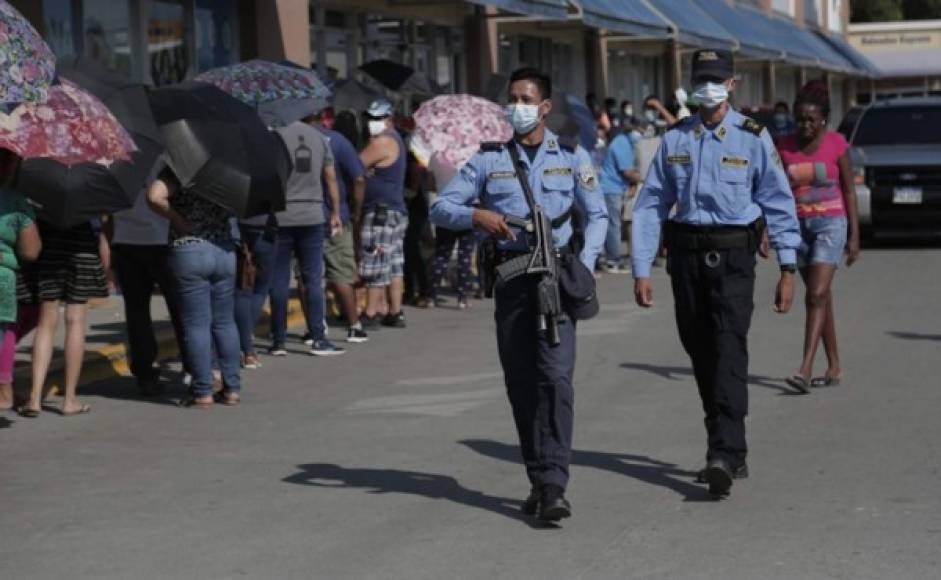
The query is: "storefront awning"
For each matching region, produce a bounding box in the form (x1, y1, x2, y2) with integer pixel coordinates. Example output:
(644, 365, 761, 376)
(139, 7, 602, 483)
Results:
(792, 25, 857, 73)
(690, 0, 785, 60)
(465, 0, 569, 20)
(644, 0, 737, 50)
(575, 0, 673, 37)
(817, 32, 882, 77)
(865, 49, 941, 77)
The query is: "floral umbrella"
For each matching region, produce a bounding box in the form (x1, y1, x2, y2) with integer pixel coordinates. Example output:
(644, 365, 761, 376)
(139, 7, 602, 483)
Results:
(0, 0, 56, 106)
(194, 59, 332, 126)
(0, 79, 137, 166)
(410, 95, 512, 175)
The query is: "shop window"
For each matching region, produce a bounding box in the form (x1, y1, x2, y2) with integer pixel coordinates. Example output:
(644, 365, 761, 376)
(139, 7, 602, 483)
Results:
(195, 0, 237, 73)
(772, 0, 794, 16)
(42, 0, 79, 59)
(149, 0, 190, 86)
(43, 0, 132, 76)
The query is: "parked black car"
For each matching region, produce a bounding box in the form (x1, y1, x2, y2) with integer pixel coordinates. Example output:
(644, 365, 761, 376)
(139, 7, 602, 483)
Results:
(846, 98, 941, 236)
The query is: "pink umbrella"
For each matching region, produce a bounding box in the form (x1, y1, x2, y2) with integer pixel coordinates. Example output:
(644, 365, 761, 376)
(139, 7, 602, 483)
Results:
(410, 94, 511, 175)
(0, 79, 136, 166)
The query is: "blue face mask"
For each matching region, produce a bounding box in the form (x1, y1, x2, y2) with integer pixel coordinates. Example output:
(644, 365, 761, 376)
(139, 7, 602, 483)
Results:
(506, 104, 541, 135)
(774, 112, 788, 128)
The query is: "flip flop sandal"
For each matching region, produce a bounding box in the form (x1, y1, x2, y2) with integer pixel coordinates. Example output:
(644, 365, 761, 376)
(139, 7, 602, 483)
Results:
(16, 406, 41, 418)
(214, 391, 241, 406)
(811, 376, 842, 388)
(178, 396, 213, 409)
(785, 375, 811, 394)
(60, 404, 91, 417)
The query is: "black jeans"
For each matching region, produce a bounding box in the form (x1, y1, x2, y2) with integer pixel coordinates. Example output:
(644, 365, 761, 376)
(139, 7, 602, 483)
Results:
(494, 275, 576, 490)
(112, 244, 188, 381)
(669, 246, 755, 468)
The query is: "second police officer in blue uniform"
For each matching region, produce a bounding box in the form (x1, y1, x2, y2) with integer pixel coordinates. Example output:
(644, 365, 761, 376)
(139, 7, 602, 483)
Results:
(431, 68, 607, 522)
(631, 50, 801, 498)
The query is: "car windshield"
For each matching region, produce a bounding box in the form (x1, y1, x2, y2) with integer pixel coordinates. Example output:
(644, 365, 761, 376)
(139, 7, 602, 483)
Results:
(853, 106, 941, 146)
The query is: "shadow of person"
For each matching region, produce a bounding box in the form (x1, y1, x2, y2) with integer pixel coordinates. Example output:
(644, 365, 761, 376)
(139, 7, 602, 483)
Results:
(283, 463, 556, 529)
(618, 361, 796, 395)
(459, 440, 713, 503)
(887, 331, 941, 342)
(0, 416, 12, 429)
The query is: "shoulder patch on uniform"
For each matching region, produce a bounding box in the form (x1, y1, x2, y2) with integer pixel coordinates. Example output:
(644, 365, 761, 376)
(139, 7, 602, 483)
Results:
(480, 141, 506, 152)
(578, 164, 598, 188)
(740, 118, 764, 137)
(557, 135, 578, 152)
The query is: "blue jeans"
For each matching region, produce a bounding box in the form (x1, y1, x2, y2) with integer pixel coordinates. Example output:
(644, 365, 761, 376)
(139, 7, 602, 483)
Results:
(603, 194, 624, 264)
(168, 240, 241, 397)
(234, 225, 278, 355)
(270, 225, 325, 344)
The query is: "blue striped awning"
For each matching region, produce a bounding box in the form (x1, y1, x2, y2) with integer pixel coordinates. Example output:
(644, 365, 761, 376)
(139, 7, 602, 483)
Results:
(464, 0, 568, 20)
(691, 0, 786, 60)
(644, 0, 737, 50)
(576, 0, 673, 37)
(816, 31, 881, 77)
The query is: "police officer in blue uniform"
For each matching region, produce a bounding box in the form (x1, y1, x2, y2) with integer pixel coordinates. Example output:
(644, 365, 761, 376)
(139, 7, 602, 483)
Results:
(431, 68, 607, 522)
(631, 50, 801, 498)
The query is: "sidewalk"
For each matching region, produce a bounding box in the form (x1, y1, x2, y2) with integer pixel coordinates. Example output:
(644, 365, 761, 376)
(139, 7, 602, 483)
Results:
(12, 293, 305, 393)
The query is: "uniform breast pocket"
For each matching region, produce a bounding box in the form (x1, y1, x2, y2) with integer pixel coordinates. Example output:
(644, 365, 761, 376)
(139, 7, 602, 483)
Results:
(542, 174, 575, 194)
(717, 156, 751, 216)
(485, 178, 520, 201)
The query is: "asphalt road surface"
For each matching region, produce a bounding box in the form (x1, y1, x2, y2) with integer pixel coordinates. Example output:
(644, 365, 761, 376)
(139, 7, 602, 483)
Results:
(1, 245, 939, 579)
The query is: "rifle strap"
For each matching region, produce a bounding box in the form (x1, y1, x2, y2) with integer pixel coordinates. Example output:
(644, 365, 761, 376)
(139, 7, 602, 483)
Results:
(506, 140, 538, 215)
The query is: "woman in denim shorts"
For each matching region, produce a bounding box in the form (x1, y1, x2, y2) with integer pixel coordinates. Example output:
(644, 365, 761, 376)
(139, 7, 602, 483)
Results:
(776, 81, 861, 393)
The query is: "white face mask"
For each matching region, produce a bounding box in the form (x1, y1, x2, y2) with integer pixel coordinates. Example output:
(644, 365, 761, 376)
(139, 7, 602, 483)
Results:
(506, 104, 541, 135)
(623, 106, 633, 117)
(692, 82, 730, 109)
(368, 120, 387, 137)
(644, 109, 657, 122)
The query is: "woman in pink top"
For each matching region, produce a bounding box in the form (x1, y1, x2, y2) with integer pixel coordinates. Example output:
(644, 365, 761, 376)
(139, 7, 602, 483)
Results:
(776, 81, 860, 393)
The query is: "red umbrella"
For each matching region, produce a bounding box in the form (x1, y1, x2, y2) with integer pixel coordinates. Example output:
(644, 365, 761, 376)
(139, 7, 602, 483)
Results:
(0, 79, 136, 165)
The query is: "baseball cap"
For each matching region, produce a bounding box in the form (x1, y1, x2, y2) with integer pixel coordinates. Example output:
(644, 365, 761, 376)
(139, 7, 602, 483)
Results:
(366, 99, 394, 119)
(690, 49, 734, 83)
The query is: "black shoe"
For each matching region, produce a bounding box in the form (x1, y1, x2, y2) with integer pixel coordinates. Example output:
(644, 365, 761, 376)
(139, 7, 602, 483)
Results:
(360, 314, 382, 331)
(138, 376, 164, 397)
(538, 484, 572, 522)
(381, 311, 406, 328)
(521, 486, 541, 515)
(696, 462, 748, 483)
(703, 458, 733, 498)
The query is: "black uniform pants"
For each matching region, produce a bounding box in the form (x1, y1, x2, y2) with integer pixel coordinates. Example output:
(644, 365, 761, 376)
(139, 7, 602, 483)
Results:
(494, 275, 576, 490)
(112, 244, 188, 381)
(668, 246, 755, 468)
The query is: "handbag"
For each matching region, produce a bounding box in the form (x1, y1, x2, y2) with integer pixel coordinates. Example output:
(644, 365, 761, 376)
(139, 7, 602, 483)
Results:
(237, 241, 257, 291)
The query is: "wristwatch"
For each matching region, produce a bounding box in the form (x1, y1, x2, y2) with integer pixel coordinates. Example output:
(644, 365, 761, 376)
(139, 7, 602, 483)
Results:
(780, 264, 797, 274)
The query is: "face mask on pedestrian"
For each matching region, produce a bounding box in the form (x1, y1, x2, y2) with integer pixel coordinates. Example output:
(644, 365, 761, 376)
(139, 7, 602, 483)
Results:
(622, 106, 633, 118)
(367, 119, 387, 137)
(774, 112, 788, 128)
(506, 103, 542, 135)
(691, 81, 730, 109)
(643, 109, 657, 122)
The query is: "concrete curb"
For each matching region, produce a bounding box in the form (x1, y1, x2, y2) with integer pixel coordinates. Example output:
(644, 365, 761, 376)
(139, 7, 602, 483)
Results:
(16, 299, 307, 392)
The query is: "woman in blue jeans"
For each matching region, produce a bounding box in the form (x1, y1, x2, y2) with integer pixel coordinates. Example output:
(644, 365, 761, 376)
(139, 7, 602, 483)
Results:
(147, 168, 241, 407)
(234, 215, 278, 369)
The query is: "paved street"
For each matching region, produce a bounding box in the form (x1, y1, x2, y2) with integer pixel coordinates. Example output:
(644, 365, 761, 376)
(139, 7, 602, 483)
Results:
(1, 246, 939, 580)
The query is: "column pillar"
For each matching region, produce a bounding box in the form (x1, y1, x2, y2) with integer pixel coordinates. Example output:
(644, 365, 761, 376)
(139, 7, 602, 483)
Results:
(764, 61, 776, 106)
(254, 0, 311, 67)
(584, 29, 608, 99)
(464, 7, 498, 96)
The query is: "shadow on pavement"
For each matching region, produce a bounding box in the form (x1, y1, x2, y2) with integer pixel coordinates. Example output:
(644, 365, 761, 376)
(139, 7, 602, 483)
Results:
(460, 439, 713, 503)
(0, 416, 12, 428)
(282, 463, 556, 529)
(78, 372, 189, 408)
(618, 361, 798, 395)
(887, 331, 941, 342)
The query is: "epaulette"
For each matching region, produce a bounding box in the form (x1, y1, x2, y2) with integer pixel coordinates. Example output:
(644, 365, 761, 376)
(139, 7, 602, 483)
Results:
(480, 141, 506, 152)
(740, 118, 765, 137)
(557, 134, 578, 152)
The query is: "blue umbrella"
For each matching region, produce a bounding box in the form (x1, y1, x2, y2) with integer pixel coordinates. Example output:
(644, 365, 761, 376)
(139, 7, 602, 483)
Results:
(547, 92, 597, 153)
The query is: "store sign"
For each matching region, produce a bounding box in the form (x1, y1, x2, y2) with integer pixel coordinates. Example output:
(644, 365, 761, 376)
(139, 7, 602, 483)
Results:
(850, 30, 941, 52)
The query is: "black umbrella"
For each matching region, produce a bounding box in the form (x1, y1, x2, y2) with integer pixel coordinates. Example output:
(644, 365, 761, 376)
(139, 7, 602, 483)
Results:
(148, 82, 289, 218)
(331, 79, 386, 112)
(359, 60, 440, 96)
(14, 57, 164, 226)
